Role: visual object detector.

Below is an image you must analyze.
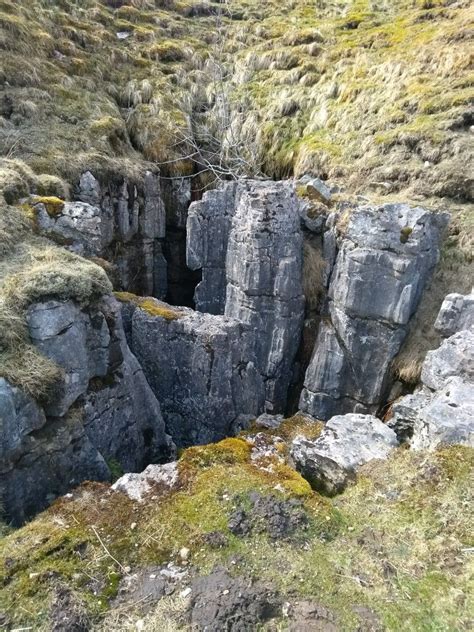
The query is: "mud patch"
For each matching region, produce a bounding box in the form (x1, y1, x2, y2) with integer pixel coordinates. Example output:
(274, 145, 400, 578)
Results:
(228, 492, 309, 540)
(190, 567, 280, 631)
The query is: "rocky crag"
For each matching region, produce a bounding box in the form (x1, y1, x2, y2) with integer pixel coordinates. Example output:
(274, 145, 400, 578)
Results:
(1, 163, 467, 527)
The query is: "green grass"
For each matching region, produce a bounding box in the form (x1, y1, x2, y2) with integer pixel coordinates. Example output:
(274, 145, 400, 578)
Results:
(1, 443, 472, 631)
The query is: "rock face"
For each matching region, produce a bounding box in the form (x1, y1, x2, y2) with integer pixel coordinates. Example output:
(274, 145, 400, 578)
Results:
(0, 296, 173, 524)
(187, 183, 237, 314)
(389, 291, 474, 450)
(300, 204, 449, 420)
(129, 180, 305, 446)
(225, 180, 305, 411)
(34, 170, 168, 298)
(130, 301, 264, 447)
(291, 413, 398, 495)
(0, 378, 110, 525)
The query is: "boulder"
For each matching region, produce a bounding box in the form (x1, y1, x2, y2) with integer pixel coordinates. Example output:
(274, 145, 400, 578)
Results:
(300, 204, 449, 419)
(421, 329, 474, 391)
(291, 414, 398, 495)
(112, 461, 179, 501)
(434, 291, 474, 337)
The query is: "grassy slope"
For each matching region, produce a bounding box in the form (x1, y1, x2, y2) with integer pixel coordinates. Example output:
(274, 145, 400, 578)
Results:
(0, 436, 472, 630)
(0, 0, 472, 193)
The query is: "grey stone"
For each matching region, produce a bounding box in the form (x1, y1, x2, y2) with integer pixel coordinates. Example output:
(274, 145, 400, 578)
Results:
(28, 300, 110, 417)
(187, 183, 237, 314)
(300, 204, 449, 419)
(434, 291, 474, 337)
(291, 414, 398, 495)
(225, 180, 305, 411)
(421, 329, 474, 391)
(131, 301, 265, 447)
(389, 290, 474, 450)
(34, 200, 108, 256)
(112, 462, 179, 501)
(306, 177, 332, 204)
(2, 296, 173, 524)
(0, 383, 109, 525)
(82, 297, 174, 470)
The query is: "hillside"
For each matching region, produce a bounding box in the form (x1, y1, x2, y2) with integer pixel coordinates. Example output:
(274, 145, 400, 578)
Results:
(0, 2, 473, 631)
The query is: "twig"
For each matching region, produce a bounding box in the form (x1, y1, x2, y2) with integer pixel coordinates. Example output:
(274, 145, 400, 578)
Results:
(91, 525, 128, 574)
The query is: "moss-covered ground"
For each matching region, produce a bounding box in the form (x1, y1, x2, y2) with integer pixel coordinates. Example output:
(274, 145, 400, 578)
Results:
(0, 439, 472, 631)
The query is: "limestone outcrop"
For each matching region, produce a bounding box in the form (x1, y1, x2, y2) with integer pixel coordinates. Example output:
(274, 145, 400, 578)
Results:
(187, 179, 305, 411)
(389, 291, 474, 450)
(187, 183, 237, 314)
(129, 300, 264, 447)
(291, 413, 398, 495)
(225, 181, 305, 411)
(33, 170, 168, 298)
(300, 204, 449, 420)
(0, 296, 173, 524)
(126, 180, 304, 446)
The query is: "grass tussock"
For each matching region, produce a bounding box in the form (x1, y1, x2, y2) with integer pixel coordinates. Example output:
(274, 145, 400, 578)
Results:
(0, 162, 112, 397)
(0, 444, 471, 631)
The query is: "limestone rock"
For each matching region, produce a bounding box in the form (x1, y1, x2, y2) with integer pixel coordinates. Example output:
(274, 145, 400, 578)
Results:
(1, 296, 173, 524)
(187, 183, 237, 314)
(391, 377, 474, 450)
(130, 301, 265, 447)
(34, 200, 108, 256)
(291, 414, 398, 495)
(225, 180, 305, 410)
(74, 170, 167, 298)
(389, 290, 474, 450)
(82, 297, 174, 469)
(434, 291, 474, 337)
(27, 300, 110, 417)
(421, 329, 474, 391)
(0, 379, 109, 525)
(306, 177, 332, 204)
(112, 462, 179, 501)
(300, 204, 449, 419)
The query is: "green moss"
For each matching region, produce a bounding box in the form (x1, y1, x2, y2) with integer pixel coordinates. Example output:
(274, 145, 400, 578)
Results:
(32, 196, 65, 217)
(138, 298, 182, 321)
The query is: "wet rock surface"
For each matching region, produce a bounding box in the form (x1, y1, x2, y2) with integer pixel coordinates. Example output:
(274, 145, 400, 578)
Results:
(291, 414, 398, 495)
(300, 204, 449, 420)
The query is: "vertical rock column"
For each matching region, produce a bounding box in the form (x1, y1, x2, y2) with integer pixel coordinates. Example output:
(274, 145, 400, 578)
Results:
(225, 180, 305, 411)
(186, 183, 237, 314)
(300, 204, 449, 420)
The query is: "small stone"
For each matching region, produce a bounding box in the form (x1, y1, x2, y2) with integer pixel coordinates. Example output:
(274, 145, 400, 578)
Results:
(180, 587, 192, 598)
(130, 522, 137, 530)
(179, 547, 190, 561)
(135, 620, 145, 631)
(124, 566, 131, 574)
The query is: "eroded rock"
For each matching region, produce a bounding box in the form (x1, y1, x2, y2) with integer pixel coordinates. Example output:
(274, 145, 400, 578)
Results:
(389, 290, 474, 450)
(300, 204, 449, 419)
(291, 414, 398, 495)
